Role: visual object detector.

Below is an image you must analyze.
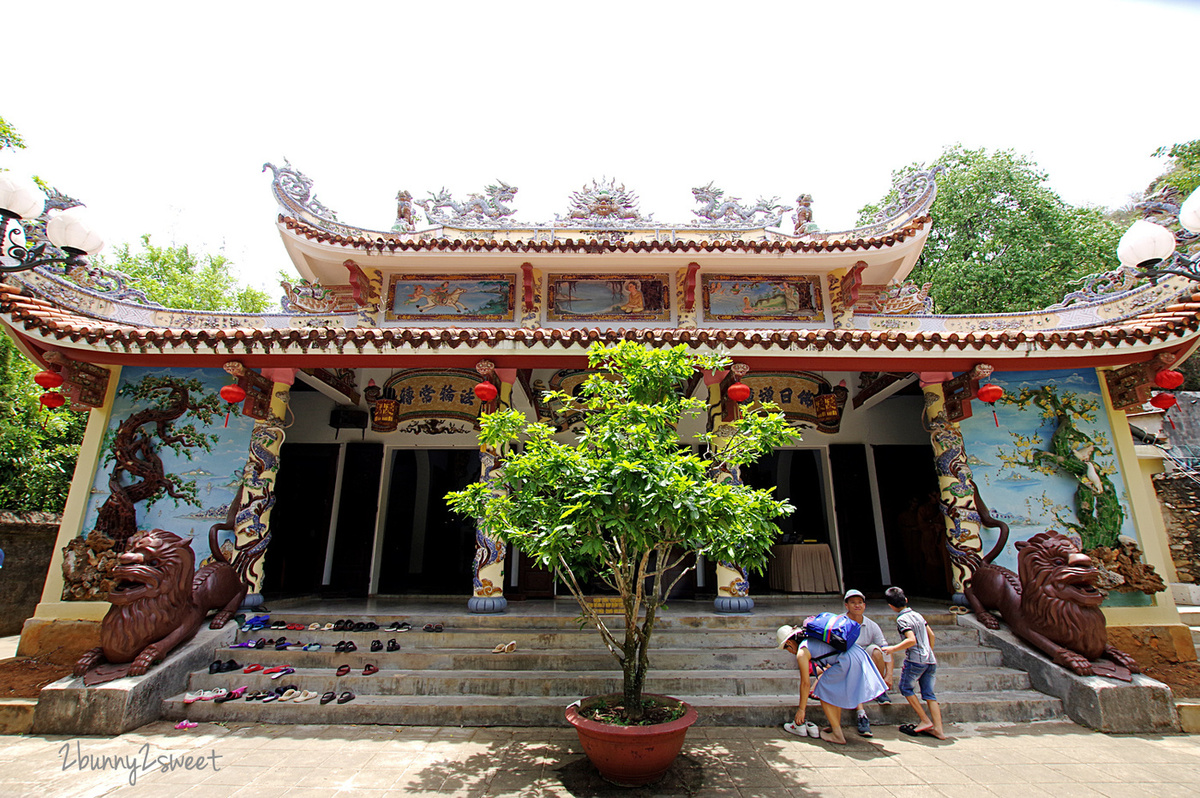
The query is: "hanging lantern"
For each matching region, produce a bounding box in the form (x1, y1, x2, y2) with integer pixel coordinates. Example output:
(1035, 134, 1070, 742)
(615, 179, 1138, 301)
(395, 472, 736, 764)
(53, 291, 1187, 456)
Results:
(1150, 392, 1178, 411)
(372, 396, 400, 433)
(813, 387, 840, 426)
(473, 381, 498, 403)
(977, 383, 1004, 427)
(39, 391, 65, 409)
(977, 383, 1004, 404)
(1154, 369, 1184, 390)
(34, 369, 64, 390)
(220, 384, 247, 404)
(727, 382, 751, 403)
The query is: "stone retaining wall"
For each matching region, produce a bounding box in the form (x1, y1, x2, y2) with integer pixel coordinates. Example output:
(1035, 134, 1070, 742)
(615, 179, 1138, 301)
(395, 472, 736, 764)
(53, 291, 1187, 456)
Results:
(1152, 472, 1200, 584)
(0, 513, 59, 637)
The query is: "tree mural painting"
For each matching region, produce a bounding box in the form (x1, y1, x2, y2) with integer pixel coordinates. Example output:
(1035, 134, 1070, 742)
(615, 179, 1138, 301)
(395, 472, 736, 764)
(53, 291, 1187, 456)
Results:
(995, 385, 1163, 593)
(94, 374, 222, 551)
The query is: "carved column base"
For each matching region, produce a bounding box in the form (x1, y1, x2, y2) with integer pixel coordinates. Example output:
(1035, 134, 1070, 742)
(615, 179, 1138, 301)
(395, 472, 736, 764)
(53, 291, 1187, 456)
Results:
(240, 593, 265, 609)
(468, 596, 508, 614)
(713, 596, 754, 613)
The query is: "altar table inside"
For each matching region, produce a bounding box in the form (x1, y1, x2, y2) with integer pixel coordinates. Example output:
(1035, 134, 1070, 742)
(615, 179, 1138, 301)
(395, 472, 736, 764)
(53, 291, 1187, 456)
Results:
(767, 543, 839, 593)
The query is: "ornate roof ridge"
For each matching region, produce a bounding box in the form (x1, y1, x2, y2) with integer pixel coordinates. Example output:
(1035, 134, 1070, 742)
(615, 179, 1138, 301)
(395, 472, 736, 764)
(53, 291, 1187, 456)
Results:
(264, 162, 943, 244)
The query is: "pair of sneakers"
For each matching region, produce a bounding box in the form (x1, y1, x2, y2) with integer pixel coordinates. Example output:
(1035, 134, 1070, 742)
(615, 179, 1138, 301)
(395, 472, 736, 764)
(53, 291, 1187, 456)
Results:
(782, 720, 820, 738)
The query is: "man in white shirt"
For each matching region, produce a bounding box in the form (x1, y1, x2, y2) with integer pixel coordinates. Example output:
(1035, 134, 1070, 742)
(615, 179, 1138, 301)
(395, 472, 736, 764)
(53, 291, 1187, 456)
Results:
(842, 589, 892, 737)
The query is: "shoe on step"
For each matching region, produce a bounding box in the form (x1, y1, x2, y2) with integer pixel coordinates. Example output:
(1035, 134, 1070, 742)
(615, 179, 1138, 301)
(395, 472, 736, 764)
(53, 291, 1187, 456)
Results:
(856, 713, 873, 737)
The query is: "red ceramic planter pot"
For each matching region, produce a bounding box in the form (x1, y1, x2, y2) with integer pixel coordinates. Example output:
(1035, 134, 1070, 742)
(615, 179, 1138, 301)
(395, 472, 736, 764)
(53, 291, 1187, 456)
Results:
(565, 694, 699, 787)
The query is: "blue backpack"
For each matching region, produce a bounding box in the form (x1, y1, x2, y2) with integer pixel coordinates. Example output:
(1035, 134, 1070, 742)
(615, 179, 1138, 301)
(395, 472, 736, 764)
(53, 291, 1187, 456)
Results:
(801, 612, 861, 652)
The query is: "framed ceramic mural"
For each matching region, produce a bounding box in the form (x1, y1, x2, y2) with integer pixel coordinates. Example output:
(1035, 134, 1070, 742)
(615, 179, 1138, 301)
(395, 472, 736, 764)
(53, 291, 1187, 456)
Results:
(385, 275, 516, 321)
(702, 274, 824, 321)
(547, 274, 671, 322)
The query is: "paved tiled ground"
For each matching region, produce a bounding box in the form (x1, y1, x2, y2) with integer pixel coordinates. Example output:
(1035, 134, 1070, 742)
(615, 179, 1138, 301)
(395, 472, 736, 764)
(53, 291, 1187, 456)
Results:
(0, 720, 1197, 797)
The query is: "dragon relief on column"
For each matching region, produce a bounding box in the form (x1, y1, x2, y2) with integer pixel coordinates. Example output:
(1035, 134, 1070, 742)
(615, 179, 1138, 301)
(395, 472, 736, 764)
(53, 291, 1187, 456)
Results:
(472, 450, 506, 597)
(228, 420, 284, 587)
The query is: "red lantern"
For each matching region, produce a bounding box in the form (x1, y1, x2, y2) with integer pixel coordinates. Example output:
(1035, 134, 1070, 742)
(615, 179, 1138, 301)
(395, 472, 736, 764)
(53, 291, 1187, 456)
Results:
(34, 370, 64, 390)
(473, 381, 498, 403)
(977, 383, 1004, 404)
(1150, 392, 1178, 410)
(727, 382, 752, 403)
(1155, 369, 1184, 390)
(39, 391, 65, 409)
(220, 384, 247, 404)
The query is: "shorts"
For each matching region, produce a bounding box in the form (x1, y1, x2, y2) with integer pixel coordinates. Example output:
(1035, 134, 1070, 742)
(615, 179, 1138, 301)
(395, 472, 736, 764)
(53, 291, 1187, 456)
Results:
(898, 660, 937, 701)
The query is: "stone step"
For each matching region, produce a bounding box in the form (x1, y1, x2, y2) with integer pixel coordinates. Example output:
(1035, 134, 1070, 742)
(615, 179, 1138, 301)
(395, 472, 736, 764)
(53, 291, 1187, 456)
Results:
(164, 688, 1063, 727)
(207, 644, 1005, 671)
(227, 626, 981, 651)
(1190, 626, 1200, 647)
(184, 664, 1031, 698)
(254, 610, 964, 630)
(1178, 607, 1200, 625)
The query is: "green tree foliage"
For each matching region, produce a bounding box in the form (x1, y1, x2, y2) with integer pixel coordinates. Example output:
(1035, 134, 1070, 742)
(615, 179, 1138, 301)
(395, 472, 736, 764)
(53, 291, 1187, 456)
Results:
(1151, 140, 1200, 197)
(94, 235, 271, 313)
(860, 145, 1124, 314)
(447, 342, 796, 721)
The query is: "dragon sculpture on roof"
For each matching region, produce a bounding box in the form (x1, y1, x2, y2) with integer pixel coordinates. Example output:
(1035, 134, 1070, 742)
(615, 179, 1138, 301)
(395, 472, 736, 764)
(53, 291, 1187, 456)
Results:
(559, 178, 648, 227)
(418, 181, 518, 226)
(691, 183, 790, 228)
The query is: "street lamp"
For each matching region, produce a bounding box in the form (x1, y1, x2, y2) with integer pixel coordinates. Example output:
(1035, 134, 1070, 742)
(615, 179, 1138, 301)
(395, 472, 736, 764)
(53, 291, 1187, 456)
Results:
(1118, 186, 1200, 284)
(0, 174, 105, 273)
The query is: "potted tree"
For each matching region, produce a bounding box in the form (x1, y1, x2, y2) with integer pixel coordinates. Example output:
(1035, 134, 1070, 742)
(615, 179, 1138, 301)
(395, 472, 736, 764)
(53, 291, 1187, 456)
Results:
(447, 342, 795, 785)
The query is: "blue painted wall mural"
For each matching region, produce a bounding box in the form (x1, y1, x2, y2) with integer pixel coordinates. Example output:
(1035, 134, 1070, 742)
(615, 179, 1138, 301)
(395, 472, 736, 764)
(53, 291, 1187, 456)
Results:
(80, 366, 255, 567)
(958, 368, 1152, 606)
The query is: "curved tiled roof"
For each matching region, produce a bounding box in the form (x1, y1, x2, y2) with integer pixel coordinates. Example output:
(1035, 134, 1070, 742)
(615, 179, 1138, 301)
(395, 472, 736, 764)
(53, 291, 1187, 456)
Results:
(4, 280, 1198, 370)
(277, 214, 933, 255)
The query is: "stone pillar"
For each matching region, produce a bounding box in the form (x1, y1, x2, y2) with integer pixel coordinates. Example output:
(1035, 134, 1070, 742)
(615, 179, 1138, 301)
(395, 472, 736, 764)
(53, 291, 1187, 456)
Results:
(233, 369, 293, 608)
(920, 374, 982, 605)
(468, 366, 514, 614)
(706, 368, 755, 613)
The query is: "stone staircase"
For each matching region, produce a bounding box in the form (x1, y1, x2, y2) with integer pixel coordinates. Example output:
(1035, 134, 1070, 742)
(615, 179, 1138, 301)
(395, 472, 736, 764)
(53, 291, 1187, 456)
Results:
(163, 603, 1064, 727)
(1182, 607, 1200, 659)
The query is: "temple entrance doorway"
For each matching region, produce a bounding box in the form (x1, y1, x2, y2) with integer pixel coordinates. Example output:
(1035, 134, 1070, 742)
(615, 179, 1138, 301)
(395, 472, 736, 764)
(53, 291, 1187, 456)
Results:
(377, 449, 480, 594)
(264, 443, 340, 596)
(737, 448, 830, 594)
(872, 445, 951, 599)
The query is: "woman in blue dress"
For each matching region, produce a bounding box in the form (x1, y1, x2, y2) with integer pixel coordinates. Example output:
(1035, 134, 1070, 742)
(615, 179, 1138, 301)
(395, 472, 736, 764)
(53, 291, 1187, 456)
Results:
(776, 624, 888, 744)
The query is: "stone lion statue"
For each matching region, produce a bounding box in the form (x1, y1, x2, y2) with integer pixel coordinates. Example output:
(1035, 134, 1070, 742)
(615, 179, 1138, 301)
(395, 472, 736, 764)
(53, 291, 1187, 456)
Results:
(74, 528, 247, 678)
(964, 530, 1140, 677)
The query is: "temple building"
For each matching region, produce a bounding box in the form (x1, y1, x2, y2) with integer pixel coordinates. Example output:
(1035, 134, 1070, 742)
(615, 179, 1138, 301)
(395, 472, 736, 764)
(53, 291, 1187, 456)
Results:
(1, 163, 1194, 652)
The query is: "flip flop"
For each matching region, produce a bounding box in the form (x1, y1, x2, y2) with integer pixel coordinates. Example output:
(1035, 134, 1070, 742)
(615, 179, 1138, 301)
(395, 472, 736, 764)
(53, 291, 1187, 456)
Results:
(320, 691, 336, 705)
(336, 664, 351, 677)
(397, 622, 412, 632)
(322, 623, 335, 631)
(503, 641, 516, 653)
(295, 690, 319, 703)
(898, 724, 920, 737)
(423, 623, 435, 632)
(491, 643, 506, 653)
(174, 720, 198, 730)
(337, 691, 356, 704)
(269, 667, 295, 680)
(362, 664, 379, 676)
(948, 605, 970, 615)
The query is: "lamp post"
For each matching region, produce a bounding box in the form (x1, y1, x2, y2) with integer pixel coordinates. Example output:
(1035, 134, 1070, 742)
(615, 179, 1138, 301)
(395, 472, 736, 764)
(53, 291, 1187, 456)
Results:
(1117, 186, 1200, 283)
(0, 174, 104, 273)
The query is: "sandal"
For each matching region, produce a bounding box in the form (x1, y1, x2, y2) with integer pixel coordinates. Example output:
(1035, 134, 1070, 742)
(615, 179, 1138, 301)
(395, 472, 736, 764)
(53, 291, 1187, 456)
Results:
(898, 723, 920, 737)
(948, 605, 970, 615)
(174, 720, 198, 730)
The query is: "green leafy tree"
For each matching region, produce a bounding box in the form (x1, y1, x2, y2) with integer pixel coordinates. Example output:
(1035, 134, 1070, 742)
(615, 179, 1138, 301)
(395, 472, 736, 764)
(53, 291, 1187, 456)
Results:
(447, 342, 796, 722)
(1151, 140, 1200, 197)
(94, 235, 271, 313)
(860, 145, 1124, 314)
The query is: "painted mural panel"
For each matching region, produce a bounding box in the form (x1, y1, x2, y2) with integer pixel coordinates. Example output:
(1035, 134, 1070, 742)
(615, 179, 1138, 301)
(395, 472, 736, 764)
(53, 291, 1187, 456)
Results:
(958, 368, 1152, 606)
(66, 366, 255, 600)
(702, 275, 824, 321)
(547, 274, 671, 321)
(385, 275, 515, 321)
